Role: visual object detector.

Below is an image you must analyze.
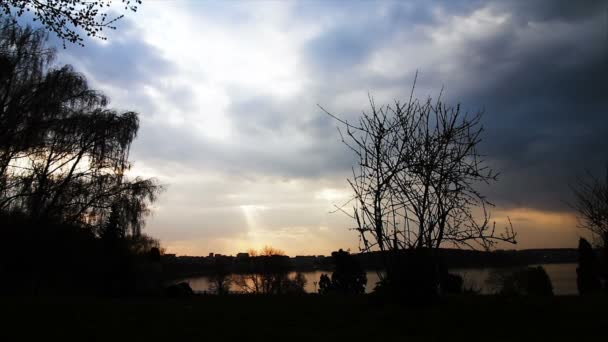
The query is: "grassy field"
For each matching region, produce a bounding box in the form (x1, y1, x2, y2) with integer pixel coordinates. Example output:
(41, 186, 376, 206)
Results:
(1, 295, 606, 341)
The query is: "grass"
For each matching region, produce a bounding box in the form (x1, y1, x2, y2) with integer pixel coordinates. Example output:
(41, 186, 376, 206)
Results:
(1, 294, 606, 341)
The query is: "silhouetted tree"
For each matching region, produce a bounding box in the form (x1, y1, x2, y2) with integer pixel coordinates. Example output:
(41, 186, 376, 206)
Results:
(129, 233, 163, 256)
(289, 272, 307, 293)
(323, 77, 516, 297)
(524, 266, 553, 296)
(0, 20, 161, 295)
(571, 166, 608, 262)
(318, 273, 332, 295)
(1, 0, 142, 46)
(234, 246, 292, 294)
(330, 249, 366, 294)
(0, 20, 161, 235)
(209, 258, 232, 295)
(577, 238, 602, 295)
(318, 249, 366, 295)
(280, 272, 307, 294)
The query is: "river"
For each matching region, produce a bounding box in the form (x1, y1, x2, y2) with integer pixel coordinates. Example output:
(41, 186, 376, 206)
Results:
(176, 263, 578, 295)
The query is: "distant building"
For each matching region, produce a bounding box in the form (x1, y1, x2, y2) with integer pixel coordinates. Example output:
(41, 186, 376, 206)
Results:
(208, 253, 214, 258)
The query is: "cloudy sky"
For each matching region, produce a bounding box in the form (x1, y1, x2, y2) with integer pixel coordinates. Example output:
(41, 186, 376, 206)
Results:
(46, 0, 607, 256)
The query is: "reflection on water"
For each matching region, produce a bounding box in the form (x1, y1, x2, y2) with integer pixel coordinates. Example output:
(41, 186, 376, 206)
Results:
(177, 263, 578, 295)
(453, 263, 577, 295)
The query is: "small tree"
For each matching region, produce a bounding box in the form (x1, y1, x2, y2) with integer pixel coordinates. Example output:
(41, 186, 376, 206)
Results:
(209, 258, 232, 295)
(282, 272, 307, 294)
(318, 249, 366, 295)
(330, 249, 366, 294)
(234, 246, 291, 294)
(571, 167, 608, 249)
(576, 238, 602, 295)
(318, 273, 332, 295)
(571, 167, 608, 289)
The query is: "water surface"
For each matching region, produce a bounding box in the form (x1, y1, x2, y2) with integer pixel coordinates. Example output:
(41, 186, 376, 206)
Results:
(177, 263, 578, 295)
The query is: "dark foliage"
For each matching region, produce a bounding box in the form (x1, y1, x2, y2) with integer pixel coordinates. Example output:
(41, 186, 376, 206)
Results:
(231, 247, 307, 295)
(577, 238, 602, 295)
(571, 167, 608, 250)
(0, 20, 160, 236)
(235, 256, 289, 294)
(318, 249, 366, 295)
(487, 266, 553, 296)
(0, 211, 162, 295)
(209, 258, 231, 295)
(374, 249, 439, 301)
(318, 273, 332, 294)
(440, 271, 464, 295)
(1, 0, 142, 46)
(523, 267, 554, 296)
(0, 20, 161, 296)
(165, 282, 194, 297)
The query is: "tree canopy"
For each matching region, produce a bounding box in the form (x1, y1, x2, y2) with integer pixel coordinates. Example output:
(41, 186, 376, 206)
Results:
(0, 19, 160, 237)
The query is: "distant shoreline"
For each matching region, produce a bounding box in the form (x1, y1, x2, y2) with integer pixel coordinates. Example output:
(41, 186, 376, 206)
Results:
(162, 248, 585, 280)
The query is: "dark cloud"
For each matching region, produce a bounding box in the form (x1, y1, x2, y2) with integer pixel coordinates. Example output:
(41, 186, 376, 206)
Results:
(298, 0, 607, 213)
(452, 3, 607, 210)
(55, 18, 175, 90)
(493, 0, 607, 23)
(305, 24, 387, 72)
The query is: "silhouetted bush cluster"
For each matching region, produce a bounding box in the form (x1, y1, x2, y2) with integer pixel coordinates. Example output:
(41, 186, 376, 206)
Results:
(576, 238, 604, 294)
(318, 249, 366, 295)
(371, 249, 466, 302)
(487, 266, 553, 296)
(0, 212, 162, 295)
(233, 249, 307, 295)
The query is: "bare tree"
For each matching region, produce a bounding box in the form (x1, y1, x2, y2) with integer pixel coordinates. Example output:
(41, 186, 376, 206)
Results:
(234, 246, 292, 294)
(209, 258, 232, 295)
(323, 80, 516, 293)
(571, 166, 608, 248)
(1, 0, 142, 46)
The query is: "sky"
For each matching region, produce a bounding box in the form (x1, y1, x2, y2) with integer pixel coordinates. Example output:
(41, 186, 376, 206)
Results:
(40, 0, 608, 256)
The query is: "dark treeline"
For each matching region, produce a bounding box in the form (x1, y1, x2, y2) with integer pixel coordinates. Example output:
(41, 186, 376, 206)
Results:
(0, 19, 161, 295)
(161, 248, 580, 281)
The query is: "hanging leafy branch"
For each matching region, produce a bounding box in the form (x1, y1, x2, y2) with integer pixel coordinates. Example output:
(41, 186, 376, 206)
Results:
(0, 19, 161, 237)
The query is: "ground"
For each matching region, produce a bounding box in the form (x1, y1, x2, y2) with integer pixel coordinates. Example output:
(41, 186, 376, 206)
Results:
(1, 295, 606, 341)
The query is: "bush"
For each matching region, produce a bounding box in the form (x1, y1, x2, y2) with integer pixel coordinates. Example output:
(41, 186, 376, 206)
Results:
(0, 211, 163, 296)
(318, 249, 366, 295)
(487, 266, 553, 296)
(577, 238, 602, 295)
